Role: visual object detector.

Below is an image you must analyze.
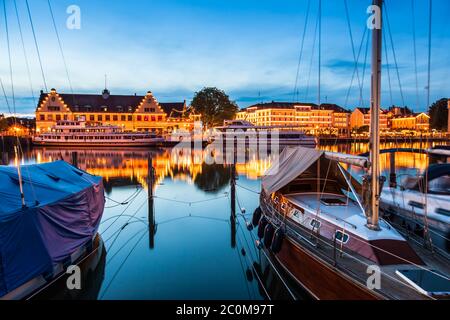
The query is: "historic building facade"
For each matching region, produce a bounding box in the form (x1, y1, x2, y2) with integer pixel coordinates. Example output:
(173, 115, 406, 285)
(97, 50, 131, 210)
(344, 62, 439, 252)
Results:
(350, 107, 389, 131)
(35, 89, 200, 133)
(235, 102, 351, 135)
(390, 113, 430, 131)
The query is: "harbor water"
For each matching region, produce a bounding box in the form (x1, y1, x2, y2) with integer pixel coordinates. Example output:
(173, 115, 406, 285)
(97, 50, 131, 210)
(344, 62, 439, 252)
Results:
(1, 141, 448, 300)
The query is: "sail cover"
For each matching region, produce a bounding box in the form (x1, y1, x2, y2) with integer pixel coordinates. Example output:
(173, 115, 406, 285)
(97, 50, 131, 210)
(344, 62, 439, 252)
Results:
(262, 147, 324, 194)
(0, 161, 104, 297)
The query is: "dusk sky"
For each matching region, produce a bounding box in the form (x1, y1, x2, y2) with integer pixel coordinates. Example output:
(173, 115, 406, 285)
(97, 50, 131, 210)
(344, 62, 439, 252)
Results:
(0, 0, 449, 115)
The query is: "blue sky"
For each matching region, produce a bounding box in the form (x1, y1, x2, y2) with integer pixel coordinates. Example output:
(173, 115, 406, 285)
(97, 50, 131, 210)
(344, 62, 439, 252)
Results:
(0, 0, 449, 115)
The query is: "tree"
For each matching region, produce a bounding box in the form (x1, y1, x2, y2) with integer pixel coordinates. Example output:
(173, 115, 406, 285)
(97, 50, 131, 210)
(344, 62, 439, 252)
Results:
(191, 87, 238, 128)
(429, 98, 448, 131)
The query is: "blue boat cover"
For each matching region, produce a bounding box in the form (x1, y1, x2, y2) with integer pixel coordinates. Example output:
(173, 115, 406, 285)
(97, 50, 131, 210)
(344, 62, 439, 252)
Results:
(0, 161, 104, 297)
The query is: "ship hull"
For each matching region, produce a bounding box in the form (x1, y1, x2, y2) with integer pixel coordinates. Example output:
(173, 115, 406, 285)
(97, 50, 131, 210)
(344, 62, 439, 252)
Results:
(271, 235, 381, 300)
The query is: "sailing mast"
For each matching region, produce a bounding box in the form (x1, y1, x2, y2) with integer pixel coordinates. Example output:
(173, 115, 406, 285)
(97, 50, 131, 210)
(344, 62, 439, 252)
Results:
(366, 0, 383, 231)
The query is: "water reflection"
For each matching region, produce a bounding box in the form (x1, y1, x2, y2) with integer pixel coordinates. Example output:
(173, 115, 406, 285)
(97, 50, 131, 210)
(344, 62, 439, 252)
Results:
(2, 141, 448, 300)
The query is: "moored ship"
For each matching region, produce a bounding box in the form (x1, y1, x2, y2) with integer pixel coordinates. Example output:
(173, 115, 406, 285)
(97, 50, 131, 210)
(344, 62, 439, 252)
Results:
(33, 120, 165, 147)
(211, 120, 317, 147)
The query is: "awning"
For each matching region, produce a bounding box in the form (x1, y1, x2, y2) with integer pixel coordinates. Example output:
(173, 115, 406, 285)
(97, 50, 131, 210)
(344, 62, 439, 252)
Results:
(262, 147, 324, 194)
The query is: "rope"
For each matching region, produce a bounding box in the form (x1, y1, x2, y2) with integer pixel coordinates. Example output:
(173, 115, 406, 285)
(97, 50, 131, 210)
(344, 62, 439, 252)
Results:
(304, 4, 320, 102)
(426, 0, 433, 109)
(383, 31, 394, 107)
(384, 2, 405, 106)
(25, 0, 48, 92)
(13, 0, 35, 105)
(236, 183, 261, 194)
(411, 0, 420, 110)
(344, 28, 367, 108)
(293, 0, 311, 102)
(153, 194, 228, 206)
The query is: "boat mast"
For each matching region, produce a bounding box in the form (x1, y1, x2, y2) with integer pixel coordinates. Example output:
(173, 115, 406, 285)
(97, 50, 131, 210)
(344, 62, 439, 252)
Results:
(367, 0, 383, 231)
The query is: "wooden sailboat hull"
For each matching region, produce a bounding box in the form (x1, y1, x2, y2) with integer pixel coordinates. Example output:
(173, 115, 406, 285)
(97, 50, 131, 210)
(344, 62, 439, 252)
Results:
(272, 236, 382, 300)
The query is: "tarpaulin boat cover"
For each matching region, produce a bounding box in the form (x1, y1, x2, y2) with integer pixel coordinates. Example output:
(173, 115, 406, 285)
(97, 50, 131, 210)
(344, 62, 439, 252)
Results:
(0, 161, 104, 297)
(262, 147, 324, 194)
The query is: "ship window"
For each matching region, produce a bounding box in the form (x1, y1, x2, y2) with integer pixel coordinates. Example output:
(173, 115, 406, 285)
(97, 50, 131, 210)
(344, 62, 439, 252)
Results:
(435, 208, 450, 217)
(273, 196, 279, 204)
(310, 219, 321, 229)
(291, 208, 304, 218)
(408, 201, 425, 210)
(428, 175, 450, 195)
(280, 203, 287, 211)
(335, 231, 349, 244)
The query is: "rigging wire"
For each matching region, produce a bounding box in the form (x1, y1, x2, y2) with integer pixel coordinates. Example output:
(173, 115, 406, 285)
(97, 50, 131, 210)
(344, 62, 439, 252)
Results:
(343, 0, 363, 103)
(304, 6, 320, 102)
(317, 0, 322, 106)
(383, 1, 405, 107)
(344, 28, 367, 108)
(47, 0, 74, 96)
(13, 0, 35, 105)
(383, 31, 394, 107)
(426, 0, 433, 109)
(25, 0, 48, 92)
(411, 0, 420, 110)
(292, 0, 311, 102)
(3, 0, 16, 117)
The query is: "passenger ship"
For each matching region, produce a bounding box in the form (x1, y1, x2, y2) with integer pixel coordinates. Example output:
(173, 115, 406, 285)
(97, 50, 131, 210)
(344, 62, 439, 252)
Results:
(211, 120, 317, 147)
(33, 120, 165, 147)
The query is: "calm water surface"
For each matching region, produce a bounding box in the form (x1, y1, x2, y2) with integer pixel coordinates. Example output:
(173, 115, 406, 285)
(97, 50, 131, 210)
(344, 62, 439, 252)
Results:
(3, 141, 448, 300)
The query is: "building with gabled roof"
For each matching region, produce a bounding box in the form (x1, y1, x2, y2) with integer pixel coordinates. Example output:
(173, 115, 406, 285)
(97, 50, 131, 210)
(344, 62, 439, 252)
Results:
(35, 88, 199, 133)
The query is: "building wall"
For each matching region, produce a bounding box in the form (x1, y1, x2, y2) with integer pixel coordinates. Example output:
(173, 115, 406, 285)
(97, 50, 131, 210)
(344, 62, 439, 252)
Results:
(236, 104, 350, 134)
(36, 90, 194, 133)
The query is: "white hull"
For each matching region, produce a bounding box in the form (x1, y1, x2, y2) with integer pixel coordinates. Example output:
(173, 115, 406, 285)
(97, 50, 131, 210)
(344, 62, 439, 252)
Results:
(380, 188, 450, 256)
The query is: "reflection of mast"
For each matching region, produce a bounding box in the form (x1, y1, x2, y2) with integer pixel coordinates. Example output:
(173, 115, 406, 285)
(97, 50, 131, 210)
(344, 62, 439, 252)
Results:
(148, 154, 156, 249)
(230, 150, 236, 248)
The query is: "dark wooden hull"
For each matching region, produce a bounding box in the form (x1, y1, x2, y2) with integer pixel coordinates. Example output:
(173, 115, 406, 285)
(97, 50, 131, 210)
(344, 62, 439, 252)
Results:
(273, 236, 382, 300)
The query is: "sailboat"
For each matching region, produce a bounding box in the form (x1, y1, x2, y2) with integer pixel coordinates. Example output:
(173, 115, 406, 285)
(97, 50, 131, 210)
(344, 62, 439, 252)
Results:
(380, 147, 450, 257)
(252, 0, 450, 300)
(0, 160, 105, 300)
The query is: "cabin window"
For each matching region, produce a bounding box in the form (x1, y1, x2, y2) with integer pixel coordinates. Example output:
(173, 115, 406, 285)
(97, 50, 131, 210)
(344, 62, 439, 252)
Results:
(273, 196, 279, 204)
(435, 208, 450, 217)
(280, 203, 287, 211)
(428, 175, 450, 195)
(310, 219, 321, 229)
(291, 208, 304, 218)
(408, 201, 425, 210)
(335, 230, 349, 244)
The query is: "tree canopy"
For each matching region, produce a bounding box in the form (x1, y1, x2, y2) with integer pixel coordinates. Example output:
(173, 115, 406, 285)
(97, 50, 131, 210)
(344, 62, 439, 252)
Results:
(428, 98, 448, 131)
(190, 87, 238, 128)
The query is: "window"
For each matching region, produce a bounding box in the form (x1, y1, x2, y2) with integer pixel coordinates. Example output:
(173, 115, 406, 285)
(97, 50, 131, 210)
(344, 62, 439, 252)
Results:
(435, 208, 450, 217)
(128, 115, 132, 121)
(428, 175, 450, 195)
(137, 115, 142, 121)
(158, 116, 163, 121)
(97, 115, 103, 121)
(113, 115, 118, 121)
(335, 230, 349, 244)
(105, 115, 110, 121)
(63, 115, 68, 120)
(40, 115, 45, 121)
(310, 219, 321, 229)
(56, 115, 61, 121)
(151, 116, 156, 122)
(121, 115, 126, 121)
(47, 114, 53, 121)
(48, 106, 60, 111)
(408, 201, 425, 210)
(90, 115, 95, 121)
